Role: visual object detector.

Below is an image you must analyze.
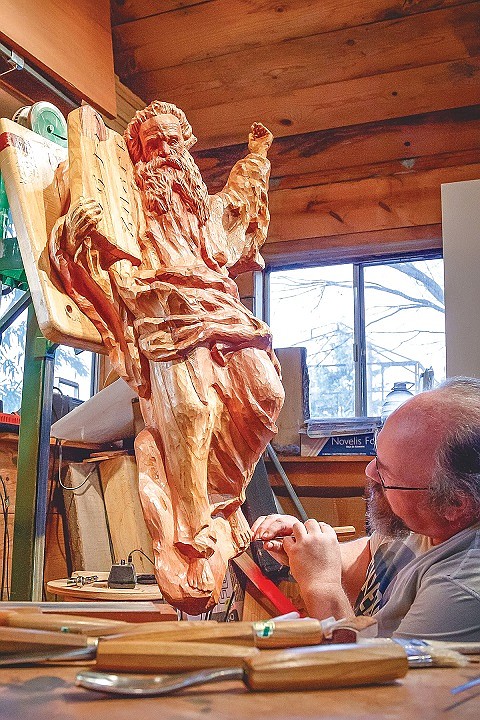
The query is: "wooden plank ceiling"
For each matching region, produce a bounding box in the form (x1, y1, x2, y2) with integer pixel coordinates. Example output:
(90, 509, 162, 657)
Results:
(112, 0, 480, 265)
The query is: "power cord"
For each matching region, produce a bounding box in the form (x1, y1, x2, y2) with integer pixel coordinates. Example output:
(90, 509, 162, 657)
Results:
(127, 548, 156, 585)
(127, 548, 154, 566)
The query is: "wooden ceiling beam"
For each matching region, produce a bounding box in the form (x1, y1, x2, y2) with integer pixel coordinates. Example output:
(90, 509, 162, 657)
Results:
(121, 4, 480, 109)
(194, 106, 480, 190)
(112, 0, 476, 71)
(111, 1, 210, 26)
(184, 57, 480, 150)
(273, 148, 480, 191)
(262, 226, 442, 268)
(267, 162, 480, 242)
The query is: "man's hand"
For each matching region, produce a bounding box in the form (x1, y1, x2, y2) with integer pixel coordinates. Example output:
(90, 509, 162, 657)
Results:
(283, 520, 343, 591)
(65, 198, 103, 257)
(283, 520, 351, 620)
(248, 122, 273, 157)
(251, 513, 298, 566)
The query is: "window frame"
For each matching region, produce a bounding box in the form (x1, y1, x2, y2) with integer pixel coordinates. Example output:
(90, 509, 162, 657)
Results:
(264, 249, 443, 418)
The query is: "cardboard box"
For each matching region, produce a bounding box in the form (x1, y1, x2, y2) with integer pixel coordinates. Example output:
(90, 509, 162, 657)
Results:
(300, 431, 375, 456)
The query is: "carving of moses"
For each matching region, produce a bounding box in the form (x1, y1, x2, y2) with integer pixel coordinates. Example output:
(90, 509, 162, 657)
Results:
(49, 101, 284, 613)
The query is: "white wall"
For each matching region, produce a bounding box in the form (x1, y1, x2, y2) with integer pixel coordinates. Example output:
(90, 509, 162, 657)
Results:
(442, 178, 480, 378)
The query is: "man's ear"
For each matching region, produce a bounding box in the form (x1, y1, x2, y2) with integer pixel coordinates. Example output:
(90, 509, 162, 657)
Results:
(443, 493, 473, 522)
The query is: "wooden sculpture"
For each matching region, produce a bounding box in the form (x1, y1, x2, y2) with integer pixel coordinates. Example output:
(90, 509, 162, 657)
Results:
(48, 102, 284, 613)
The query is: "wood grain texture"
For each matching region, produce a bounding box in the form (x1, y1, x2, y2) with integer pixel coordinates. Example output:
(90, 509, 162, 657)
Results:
(113, 0, 476, 71)
(2, 661, 480, 719)
(267, 162, 480, 243)
(195, 106, 480, 191)
(95, 638, 259, 673)
(46, 578, 162, 602)
(0, 118, 104, 351)
(244, 643, 408, 691)
(178, 58, 480, 150)
(49, 105, 284, 614)
(123, 5, 480, 110)
(98, 455, 154, 573)
(0, 0, 116, 116)
(262, 225, 443, 267)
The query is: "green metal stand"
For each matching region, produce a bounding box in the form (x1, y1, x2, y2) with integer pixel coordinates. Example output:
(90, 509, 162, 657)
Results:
(9, 305, 57, 600)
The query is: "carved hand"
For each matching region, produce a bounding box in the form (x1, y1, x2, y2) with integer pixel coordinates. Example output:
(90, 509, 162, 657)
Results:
(65, 197, 103, 256)
(248, 122, 274, 157)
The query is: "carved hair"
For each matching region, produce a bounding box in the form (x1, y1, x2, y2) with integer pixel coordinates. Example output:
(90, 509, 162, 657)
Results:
(429, 377, 480, 515)
(124, 101, 197, 165)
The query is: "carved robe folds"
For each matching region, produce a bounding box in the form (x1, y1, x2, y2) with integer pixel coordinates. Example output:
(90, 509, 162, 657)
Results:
(49, 104, 284, 613)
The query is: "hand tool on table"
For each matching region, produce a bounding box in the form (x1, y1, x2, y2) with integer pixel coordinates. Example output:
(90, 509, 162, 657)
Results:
(75, 642, 409, 696)
(0, 616, 375, 666)
(0, 626, 258, 669)
(451, 675, 480, 695)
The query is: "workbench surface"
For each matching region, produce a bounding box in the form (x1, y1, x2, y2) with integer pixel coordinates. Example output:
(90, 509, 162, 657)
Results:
(0, 661, 478, 719)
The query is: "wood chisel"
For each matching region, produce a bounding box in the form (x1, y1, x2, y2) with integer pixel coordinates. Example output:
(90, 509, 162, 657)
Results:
(75, 642, 409, 694)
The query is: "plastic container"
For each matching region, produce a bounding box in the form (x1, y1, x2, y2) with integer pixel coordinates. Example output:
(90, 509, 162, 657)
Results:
(381, 382, 414, 423)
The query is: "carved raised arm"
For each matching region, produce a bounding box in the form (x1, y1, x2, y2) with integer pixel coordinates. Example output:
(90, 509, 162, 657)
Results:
(248, 122, 274, 157)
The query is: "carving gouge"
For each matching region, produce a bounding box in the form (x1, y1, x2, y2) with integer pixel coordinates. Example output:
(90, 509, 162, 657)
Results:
(254, 525, 357, 543)
(0, 617, 372, 662)
(76, 642, 409, 695)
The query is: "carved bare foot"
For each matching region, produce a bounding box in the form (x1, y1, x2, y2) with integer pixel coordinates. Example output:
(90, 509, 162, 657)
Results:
(175, 524, 217, 559)
(187, 557, 215, 593)
(228, 508, 252, 553)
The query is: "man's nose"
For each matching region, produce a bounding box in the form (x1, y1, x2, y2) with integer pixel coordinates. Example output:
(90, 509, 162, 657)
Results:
(365, 458, 378, 482)
(156, 140, 171, 157)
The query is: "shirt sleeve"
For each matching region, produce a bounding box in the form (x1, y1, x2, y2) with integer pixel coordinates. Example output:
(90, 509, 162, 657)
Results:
(393, 550, 480, 641)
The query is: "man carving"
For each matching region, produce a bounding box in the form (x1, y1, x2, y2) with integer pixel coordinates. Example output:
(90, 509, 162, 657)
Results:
(50, 101, 284, 612)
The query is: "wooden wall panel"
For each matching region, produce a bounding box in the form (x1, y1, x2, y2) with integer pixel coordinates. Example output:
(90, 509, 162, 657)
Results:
(124, 5, 480, 110)
(178, 58, 480, 150)
(0, 0, 116, 116)
(113, 0, 476, 72)
(268, 162, 480, 244)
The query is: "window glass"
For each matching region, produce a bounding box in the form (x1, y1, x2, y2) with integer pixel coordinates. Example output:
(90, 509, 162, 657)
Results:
(54, 347, 94, 401)
(364, 258, 445, 416)
(268, 256, 445, 419)
(269, 265, 355, 417)
(0, 289, 27, 413)
(0, 289, 95, 412)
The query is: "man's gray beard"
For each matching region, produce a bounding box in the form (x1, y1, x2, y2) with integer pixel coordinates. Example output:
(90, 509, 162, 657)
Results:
(134, 151, 210, 225)
(366, 480, 410, 538)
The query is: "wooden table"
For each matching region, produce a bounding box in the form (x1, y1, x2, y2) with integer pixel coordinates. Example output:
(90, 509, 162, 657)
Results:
(0, 662, 478, 719)
(47, 579, 164, 602)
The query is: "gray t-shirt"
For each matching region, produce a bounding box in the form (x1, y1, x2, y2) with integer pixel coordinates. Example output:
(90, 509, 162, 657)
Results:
(354, 522, 480, 641)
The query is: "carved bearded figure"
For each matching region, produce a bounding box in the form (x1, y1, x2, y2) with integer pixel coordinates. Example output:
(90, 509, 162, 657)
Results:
(50, 101, 284, 613)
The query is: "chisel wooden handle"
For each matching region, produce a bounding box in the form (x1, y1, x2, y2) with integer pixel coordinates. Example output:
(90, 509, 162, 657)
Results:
(243, 643, 409, 691)
(266, 526, 356, 542)
(95, 639, 259, 673)
(0, 611, 130, 635)
(0, 626, 90, 654)
(0, 613, 329, 650)
(113, 618, 324, 648)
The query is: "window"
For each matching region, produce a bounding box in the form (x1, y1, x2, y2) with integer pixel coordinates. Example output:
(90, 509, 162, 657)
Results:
(0, 288, 96, 413)
(267, 254, 445, 418)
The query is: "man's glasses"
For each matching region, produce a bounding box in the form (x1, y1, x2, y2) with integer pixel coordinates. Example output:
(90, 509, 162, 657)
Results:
(372, 428, 430, 491)
(373, 456, 430, 492)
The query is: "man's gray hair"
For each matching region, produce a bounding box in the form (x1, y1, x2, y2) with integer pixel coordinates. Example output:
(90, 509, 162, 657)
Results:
(430, 377, 480, 514)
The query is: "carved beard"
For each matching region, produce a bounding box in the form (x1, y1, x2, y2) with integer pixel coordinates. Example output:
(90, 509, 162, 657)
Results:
(134, 150, 210, 226)
(366, 479, 410, 538)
